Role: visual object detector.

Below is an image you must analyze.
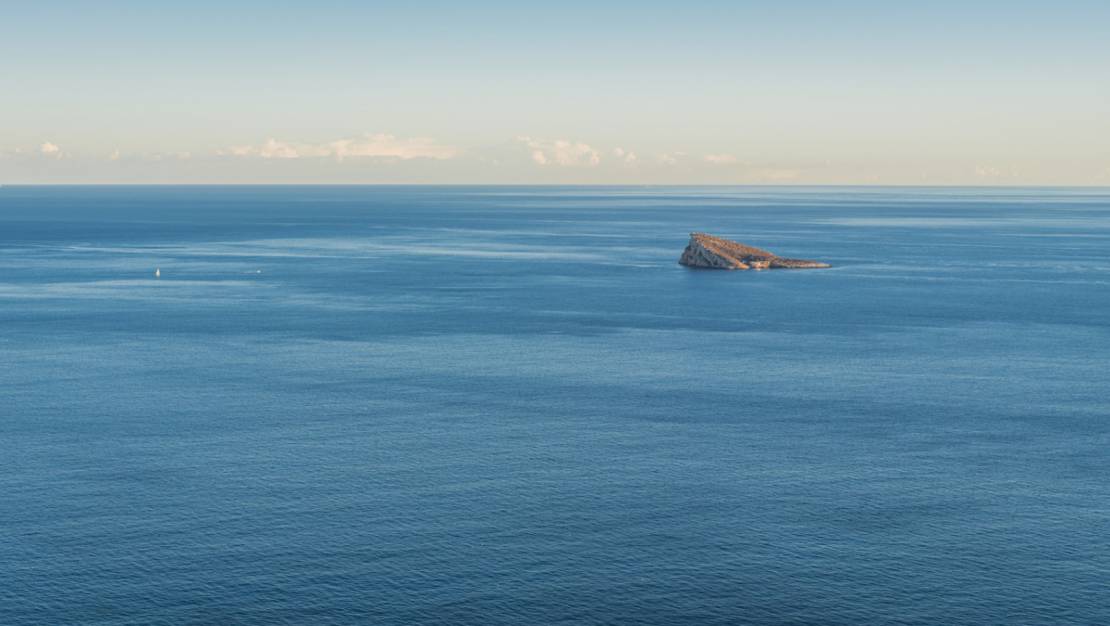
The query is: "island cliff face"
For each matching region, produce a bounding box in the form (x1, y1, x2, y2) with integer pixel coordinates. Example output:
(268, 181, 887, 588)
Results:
(679, 233, 830, 270)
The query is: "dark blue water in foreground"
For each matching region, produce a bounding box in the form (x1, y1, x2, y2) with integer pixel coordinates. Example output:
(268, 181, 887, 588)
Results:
(2, 186, 1108, 625)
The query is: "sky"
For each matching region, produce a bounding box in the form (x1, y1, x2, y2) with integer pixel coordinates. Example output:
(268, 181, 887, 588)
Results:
(2, 1, 1108, 185)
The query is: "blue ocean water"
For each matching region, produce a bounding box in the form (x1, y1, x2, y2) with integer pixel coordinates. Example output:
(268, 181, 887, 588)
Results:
(1, 186, 1108, 625)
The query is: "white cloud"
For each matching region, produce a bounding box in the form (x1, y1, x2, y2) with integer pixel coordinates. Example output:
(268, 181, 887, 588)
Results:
(331, 134, 457, 161)
(519, 137, 601, 167)
(657, 152, 685, 165)
(259, 139, 304, 158)
(703, 153, 738, 165)
(230, 138, 312, 159)
(40, 142, 63, 158)
(613, 147, 637, 164)
(228, 134, 458, 161)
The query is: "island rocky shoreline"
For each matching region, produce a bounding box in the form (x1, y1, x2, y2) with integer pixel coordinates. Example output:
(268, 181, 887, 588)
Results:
(679, 232, 830, 270)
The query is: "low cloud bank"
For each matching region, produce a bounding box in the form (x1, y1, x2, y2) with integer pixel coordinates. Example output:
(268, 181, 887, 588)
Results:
(228, 134, 459, 161)
(518, 137, 601, 167)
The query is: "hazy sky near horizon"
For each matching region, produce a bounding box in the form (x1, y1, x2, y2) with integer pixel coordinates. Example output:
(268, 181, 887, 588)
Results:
(3, 1, 1108, 184)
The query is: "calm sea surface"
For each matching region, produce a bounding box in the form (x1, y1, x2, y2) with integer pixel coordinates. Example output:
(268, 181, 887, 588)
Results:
(1, 186, 1108, 625)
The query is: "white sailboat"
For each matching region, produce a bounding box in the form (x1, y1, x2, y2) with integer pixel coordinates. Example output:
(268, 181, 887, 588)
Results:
(155, 268, 161, 278)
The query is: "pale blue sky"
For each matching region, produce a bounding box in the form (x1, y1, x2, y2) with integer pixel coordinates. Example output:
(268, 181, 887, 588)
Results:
(3, 1, 1108, 184)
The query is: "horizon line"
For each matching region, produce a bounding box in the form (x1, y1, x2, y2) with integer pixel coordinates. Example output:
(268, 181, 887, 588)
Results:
(3, 183, 1110, 190)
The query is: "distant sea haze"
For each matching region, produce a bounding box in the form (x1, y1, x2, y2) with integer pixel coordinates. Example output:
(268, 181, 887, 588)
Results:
(2, 186, 1108, 625)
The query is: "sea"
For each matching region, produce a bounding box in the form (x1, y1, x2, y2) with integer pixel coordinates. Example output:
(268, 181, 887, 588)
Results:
(1, 186, 1108, 625)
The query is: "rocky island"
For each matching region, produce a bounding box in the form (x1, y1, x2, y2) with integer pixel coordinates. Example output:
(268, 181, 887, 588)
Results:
(679, 232, 830, 270)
